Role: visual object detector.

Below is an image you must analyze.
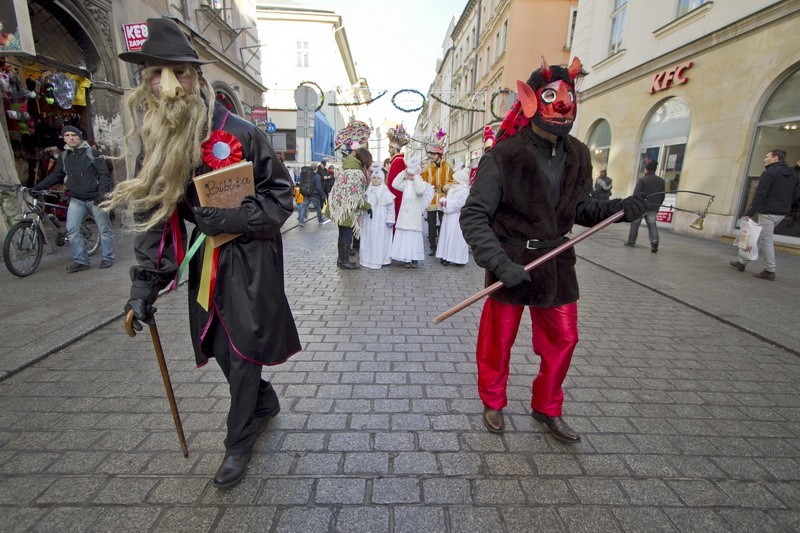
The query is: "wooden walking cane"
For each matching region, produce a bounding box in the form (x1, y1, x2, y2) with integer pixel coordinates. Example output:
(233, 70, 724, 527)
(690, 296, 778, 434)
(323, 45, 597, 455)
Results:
(433, 209, 626, 324)
(125, 310, 190, 458)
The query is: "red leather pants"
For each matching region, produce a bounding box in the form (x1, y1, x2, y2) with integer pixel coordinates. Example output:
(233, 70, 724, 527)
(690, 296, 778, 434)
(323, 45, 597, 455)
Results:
(476, 297, 578, 416)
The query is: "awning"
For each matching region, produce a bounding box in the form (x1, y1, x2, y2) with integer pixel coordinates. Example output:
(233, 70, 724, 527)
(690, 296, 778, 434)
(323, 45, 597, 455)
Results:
(312, 111, 334, 161)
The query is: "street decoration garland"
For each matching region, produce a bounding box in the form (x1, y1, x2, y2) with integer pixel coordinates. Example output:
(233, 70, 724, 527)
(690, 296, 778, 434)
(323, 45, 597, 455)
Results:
(287, 80, 507, 115)
(490, 88, 513, 120)
(329, 90, 387, 107)
(391, 89, 426, 113)
(429, 92, 484, 113)
(298, 80, 324, 111)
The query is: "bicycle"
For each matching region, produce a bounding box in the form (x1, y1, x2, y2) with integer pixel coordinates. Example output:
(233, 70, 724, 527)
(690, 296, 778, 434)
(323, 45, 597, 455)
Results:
(1, 184, 100, 277)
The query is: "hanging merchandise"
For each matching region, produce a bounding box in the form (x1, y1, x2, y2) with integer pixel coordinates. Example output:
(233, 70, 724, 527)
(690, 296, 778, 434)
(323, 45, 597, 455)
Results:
(66, 73, 92, 107)
(215, 91, 235, 113)
(44, 72, 76, 109)
(42, 82, 55, 104)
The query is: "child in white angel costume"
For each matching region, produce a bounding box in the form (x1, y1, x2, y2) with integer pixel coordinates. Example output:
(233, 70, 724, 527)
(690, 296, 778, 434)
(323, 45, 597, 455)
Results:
(390, 155, 434, 268)
(436, 163, 471, 266)
(360, 163, 396, 269)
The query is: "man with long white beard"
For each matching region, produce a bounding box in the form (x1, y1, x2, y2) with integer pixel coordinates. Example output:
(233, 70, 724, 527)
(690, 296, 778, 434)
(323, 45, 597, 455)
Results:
(109, 17, 300, 489)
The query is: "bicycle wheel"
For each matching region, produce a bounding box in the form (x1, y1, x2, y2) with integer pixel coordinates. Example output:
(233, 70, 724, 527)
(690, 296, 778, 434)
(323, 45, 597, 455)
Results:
(82, 218, 100, 256)
(3, 220, 44, 277)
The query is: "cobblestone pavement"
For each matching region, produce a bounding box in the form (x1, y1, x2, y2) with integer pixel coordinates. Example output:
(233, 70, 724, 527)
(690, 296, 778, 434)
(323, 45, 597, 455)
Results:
(1, 219, 799, 532)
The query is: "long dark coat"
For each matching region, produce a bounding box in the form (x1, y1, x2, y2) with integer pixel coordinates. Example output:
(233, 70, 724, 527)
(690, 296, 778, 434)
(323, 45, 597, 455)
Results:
(130, 103, 301, 366)
(460, 127, 625, 307)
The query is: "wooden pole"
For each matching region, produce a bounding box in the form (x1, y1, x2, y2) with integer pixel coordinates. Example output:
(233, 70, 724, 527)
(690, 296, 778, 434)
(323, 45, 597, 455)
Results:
(125, 310, 189, 457)
(433, 210, 626, 324)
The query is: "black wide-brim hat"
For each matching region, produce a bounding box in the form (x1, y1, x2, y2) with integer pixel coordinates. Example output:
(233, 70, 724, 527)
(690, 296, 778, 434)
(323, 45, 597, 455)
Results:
(118, 17, 215, 66)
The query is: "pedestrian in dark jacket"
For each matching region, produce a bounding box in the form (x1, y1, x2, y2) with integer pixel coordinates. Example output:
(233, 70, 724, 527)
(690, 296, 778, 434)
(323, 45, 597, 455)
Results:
(730, 148, 800, 280)
(33, 125, 115, 271)
(460, 57, 647, 443)
(110, 17, 300, 489)
(625, 160, 666, 252)
(297, 165, 327, 225)
(591, 169, 612, 200)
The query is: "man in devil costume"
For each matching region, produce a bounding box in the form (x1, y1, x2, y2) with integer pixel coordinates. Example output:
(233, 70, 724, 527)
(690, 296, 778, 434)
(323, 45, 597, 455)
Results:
(460, 57, 647, 442)
(386, 124, 410, 221)
(109, 18, 301, 488)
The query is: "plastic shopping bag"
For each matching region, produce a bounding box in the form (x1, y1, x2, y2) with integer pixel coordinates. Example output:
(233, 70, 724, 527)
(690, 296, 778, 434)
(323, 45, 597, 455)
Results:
(733, 218, 761, 261)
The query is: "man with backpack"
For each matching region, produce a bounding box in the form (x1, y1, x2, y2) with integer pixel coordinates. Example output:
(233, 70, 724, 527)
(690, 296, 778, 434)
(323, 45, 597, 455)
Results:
(296, 164, 327, 226)
(33, 125, 115, 272)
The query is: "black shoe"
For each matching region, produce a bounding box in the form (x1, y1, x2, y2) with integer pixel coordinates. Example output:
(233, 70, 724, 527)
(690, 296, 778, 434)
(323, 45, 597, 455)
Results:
(212, 451, 252, 489)
(729, 260, 746, 272)
(753, 270, 775, 280)
(404, 262, 412, 268)
(99, 260, 113, 269)
(482, 408, 505, 434)
(411, 260, 418, 268)
(428, 249, 436, 256)
(651, 243, 658, 253)
(440, 259, 450, 266)
(65, 262, 91, 273)
(338, 260, 359, 270)
(624, 241, 635, 247)
(531, 410, 581, 443)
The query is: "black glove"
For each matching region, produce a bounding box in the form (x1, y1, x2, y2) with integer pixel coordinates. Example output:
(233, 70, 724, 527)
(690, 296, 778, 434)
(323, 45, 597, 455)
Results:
(494, 260, 530, 288)
(367, 208, 373, 218)
(620, 193, 648, 222)
(193, 207, 249, 236)
(125, 298, 156, 332)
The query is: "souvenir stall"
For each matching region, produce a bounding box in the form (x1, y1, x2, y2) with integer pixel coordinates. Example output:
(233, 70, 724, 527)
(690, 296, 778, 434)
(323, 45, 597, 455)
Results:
(1, 57, 93, 187)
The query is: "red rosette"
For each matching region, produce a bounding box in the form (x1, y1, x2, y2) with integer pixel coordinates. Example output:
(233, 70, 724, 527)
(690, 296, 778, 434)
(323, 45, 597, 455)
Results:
(202, 130, 243, 169)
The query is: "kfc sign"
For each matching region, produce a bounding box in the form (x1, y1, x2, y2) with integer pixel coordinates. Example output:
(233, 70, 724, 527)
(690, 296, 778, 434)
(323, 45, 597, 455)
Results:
(649, 61, 693, 94)
(122, 23, 149, 52)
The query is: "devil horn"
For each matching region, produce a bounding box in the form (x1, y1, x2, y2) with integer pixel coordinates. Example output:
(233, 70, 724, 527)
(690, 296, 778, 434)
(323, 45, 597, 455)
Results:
(516, 80, 538, 119)
(568, 56, 583, 81)
(540, 56, 552, 81)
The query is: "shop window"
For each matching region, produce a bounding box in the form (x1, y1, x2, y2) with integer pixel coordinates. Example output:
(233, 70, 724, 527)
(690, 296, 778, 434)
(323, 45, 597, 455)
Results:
(640, 97, 691, 194)
(740, 68, 800, 238)
(676, 0, 706, 18)
(609, 0, 627, 56)
(215, 90, 237, 114)
(587, 119, 611, 176)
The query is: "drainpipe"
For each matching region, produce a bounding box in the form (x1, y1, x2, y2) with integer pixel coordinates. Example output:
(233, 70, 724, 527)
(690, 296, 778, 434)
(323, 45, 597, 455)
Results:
(470, 0, 482, 136)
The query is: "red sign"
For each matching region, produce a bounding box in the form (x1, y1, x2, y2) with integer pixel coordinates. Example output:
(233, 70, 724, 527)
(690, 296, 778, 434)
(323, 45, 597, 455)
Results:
(649, 61, 693, 94)
(251, 107, 267, 126)
(656, 209, 673, 223)
(122, 23, 149, 52)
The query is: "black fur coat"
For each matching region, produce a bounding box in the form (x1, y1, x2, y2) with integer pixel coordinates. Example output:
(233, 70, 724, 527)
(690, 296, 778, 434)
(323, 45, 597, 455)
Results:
(461, 126, 624, 307)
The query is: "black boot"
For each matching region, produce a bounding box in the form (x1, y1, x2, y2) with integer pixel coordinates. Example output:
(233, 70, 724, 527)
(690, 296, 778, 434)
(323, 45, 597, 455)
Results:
(337, 243, 359, 269)
(213, 451, 252, 488)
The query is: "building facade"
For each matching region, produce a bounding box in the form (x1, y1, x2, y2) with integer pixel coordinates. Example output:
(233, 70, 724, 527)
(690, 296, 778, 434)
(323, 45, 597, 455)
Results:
(571, 0, 800, 246)
(255, 4, 370, 167)
(417, 0, 579, 168)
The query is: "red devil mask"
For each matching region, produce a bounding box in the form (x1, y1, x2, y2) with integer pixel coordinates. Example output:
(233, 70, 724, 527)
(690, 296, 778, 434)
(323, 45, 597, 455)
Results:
(497, 56, 582, 141)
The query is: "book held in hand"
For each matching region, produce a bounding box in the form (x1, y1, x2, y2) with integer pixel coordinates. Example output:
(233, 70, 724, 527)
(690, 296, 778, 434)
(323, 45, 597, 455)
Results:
(193, 160, 255, 247)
